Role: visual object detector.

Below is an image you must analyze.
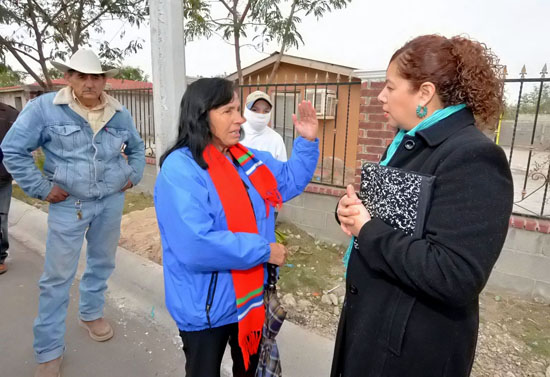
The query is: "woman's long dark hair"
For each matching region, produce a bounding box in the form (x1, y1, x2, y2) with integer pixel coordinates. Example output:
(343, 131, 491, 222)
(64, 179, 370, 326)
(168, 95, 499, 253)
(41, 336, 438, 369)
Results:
(159, 77, 236, 168)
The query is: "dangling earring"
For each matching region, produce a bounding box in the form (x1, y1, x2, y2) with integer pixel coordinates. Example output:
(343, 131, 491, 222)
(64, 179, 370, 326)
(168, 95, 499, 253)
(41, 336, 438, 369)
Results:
(416, 105, 428, 118)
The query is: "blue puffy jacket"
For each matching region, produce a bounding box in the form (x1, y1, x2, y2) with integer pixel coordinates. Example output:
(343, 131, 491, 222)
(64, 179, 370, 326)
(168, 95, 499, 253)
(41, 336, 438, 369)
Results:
(154, 137, 319, 331)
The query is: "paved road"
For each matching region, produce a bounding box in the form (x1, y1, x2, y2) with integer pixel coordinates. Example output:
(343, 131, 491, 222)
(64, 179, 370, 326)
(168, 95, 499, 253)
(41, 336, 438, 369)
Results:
(0, 238, 186, 377)
(4, 198, 336, 377)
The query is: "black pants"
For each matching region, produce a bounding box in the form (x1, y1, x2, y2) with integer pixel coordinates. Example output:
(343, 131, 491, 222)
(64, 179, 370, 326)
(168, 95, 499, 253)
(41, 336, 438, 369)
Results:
(0, 181, 11, 263)
(179, 323, 260, 377)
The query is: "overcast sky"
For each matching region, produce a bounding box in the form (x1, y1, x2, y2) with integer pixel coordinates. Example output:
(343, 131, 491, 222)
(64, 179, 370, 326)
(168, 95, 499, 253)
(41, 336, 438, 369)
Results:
(135, 0, 548, 80)
(4, 0, 550, 81)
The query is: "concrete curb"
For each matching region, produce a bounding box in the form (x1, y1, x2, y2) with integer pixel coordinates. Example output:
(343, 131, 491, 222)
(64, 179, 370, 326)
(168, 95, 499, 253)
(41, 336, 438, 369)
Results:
(9, 198, 335, 377)
(9, 199, 174, 333)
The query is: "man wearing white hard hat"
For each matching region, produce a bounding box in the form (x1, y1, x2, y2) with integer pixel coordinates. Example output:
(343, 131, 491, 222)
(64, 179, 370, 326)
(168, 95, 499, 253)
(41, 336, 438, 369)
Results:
(1, 49, 145, 377)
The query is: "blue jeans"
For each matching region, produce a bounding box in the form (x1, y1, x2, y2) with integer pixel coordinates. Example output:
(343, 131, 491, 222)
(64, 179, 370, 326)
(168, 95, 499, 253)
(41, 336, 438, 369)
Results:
(33, 192, 125, 363)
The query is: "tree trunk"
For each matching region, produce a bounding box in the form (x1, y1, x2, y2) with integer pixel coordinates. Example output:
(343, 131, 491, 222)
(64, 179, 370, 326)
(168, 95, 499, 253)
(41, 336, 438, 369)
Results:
(0, 42, 46, 89)
(267, 0, 298, 84)
(40, 58, 53, 90)
(232, 2, 243, 85)
(71, 0, 85, 53)
(267, 50, 284, 85)
(33, 34, 53, 89)
(26, 0, 53, 89)
(234, 31, 243, 86)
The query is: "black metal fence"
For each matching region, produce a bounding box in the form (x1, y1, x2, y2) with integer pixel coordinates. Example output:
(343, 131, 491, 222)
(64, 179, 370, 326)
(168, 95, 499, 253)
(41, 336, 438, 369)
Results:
(239, 77, 361, 187)
(104, 69, 550, 216)
(494, 65, 550, 218)
(106, 88, 156, 157)
(101, 78, 362, 188)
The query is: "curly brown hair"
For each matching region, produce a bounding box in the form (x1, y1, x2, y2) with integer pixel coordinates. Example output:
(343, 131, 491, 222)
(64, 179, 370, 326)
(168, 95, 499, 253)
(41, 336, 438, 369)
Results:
(390, 34, 504, 128)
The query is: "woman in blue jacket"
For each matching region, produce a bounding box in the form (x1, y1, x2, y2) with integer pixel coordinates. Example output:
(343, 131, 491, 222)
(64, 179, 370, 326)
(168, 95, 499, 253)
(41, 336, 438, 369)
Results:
(154, 78, 319, 377)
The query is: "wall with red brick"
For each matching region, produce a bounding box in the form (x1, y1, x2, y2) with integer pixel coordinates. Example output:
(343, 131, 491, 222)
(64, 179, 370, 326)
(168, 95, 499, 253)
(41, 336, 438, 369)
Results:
(509, 215, 550, 234)
(353, 71, 395, 190)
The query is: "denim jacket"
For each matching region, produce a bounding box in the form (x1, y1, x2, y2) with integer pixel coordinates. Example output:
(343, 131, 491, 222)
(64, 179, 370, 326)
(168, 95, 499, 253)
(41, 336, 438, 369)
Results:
(1, 91, 145, 200)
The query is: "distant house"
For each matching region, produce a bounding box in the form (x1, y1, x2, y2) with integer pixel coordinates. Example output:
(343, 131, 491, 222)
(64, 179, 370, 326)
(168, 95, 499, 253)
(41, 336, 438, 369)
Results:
(0, 76, 199, 158)
(227, 52, 362, 186)
(0, 78, 155, 154)
(0, 78, 153, 110)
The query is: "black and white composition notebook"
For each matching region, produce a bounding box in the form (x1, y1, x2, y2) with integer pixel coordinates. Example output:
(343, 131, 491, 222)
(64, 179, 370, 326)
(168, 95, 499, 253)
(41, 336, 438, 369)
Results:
(357, 162, 436, 240)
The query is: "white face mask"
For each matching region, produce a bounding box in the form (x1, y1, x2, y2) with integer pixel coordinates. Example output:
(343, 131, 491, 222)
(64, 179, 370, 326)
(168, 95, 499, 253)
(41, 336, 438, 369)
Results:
(244, 107, 271, 132)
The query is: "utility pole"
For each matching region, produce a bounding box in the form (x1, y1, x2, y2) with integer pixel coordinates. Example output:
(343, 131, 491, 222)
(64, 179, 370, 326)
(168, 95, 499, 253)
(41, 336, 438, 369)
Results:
(149, 0, 187, 170)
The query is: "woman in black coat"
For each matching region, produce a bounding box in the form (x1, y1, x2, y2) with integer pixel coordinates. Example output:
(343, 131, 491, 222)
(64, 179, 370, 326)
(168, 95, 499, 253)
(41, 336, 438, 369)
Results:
(332, 35, 514, 377)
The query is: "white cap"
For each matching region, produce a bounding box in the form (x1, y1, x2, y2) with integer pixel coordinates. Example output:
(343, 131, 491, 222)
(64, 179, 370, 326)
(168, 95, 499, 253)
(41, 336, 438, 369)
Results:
(245, 91, 272, 109)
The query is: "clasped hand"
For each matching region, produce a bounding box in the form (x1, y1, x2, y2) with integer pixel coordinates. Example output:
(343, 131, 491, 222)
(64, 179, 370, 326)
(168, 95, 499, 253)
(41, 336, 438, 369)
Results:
(337, 184, 371, 237)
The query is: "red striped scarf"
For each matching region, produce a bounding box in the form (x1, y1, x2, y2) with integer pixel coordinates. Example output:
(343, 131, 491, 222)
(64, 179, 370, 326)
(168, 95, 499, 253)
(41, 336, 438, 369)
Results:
(203, 143, 282, 369)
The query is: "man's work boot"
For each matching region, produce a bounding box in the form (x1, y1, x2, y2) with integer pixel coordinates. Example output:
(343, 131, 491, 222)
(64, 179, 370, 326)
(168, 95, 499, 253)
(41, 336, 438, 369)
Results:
(79, 318, 114, 342)
(0, 262, 7, 275)
(34, 356, 62, 377)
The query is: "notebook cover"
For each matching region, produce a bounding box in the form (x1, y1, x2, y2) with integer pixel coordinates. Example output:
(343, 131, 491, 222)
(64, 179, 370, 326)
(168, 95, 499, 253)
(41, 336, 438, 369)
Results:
(358, 162, 435, 239)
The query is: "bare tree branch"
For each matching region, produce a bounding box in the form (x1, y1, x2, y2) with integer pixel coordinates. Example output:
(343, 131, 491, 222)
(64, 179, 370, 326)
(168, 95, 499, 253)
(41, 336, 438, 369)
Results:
(32, 0, 79, 35)
(268, 0, 298, 84)
(9, 46, 41, 63)
(239, 0, 253, 25)
(81, 9, 110, 32)
(25, 0, 53, 87)
(0, 35, 46, 87)
(71, 0, 86, 52)
(10, 40, 40, 53)
(34, 1, 74, 44)
(210, 29, 266, 54)
(218, 0, 235, 14)
(1, 0, 148, 88)
(0, 5, 33, 28)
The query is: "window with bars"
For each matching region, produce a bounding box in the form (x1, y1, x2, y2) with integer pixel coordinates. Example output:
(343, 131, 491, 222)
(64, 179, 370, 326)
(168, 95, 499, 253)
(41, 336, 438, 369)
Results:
(305, 89, 337, 119)
(273, 92, 300, 159)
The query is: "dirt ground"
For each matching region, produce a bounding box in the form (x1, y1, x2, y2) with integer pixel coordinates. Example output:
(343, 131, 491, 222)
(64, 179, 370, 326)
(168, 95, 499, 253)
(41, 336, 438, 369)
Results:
(119, 207, 550, 376)
(119, 206, 162, 264)
(475, 293, 550, 377)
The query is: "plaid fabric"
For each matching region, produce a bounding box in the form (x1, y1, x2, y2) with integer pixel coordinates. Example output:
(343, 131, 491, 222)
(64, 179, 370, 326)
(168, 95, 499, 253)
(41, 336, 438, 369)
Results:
(256, 288, 287, 377)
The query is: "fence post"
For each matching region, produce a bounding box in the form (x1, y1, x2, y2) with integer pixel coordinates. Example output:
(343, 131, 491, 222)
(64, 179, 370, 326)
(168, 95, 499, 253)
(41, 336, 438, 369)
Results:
(149, 0, 187, 170)
(353, 70, 393, 190)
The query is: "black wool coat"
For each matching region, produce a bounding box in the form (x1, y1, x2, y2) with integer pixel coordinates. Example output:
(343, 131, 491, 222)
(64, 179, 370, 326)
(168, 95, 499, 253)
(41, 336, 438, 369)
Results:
(331, 109, 514, 377)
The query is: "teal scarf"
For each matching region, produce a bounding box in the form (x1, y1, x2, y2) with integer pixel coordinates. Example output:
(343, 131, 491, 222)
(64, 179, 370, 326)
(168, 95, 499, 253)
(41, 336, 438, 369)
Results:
(342, 104, 466, 272)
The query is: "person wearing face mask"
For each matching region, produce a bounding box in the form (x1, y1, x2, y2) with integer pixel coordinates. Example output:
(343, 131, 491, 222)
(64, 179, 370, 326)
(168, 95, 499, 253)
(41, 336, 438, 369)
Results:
(241, 91, 287, 162)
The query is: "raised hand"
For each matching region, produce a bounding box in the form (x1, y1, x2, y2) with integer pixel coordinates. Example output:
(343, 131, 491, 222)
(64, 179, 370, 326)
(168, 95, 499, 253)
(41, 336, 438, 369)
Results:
(292, 100, 318, 141)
